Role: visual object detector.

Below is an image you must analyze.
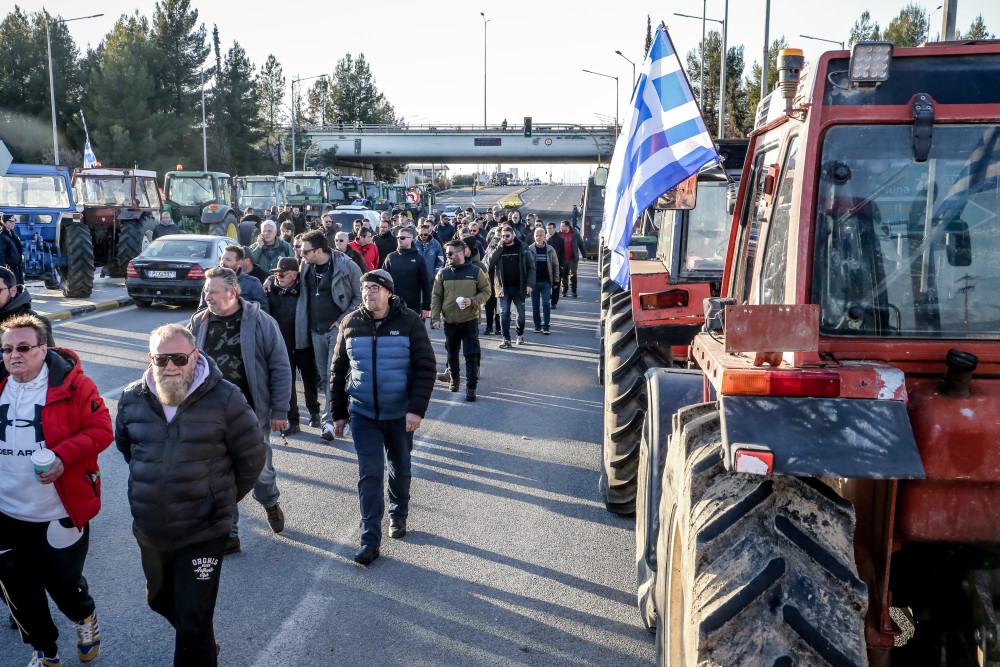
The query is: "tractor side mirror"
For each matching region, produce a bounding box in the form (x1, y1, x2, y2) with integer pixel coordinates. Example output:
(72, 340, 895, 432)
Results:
(653, 174, 698, 210)
(946, 221, 972, 266)
(594, 166, 609, 187)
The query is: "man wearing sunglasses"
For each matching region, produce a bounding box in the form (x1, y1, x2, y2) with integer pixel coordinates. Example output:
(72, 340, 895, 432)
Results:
(297, 230, 363, 442)
(116, 323, 264, 665)
(335, 231, 368, 275)
(486, 225, 535, 348)
(0, 314, 112, 667)
(188, 267, 292, 554)
(331, 270, 437, 565)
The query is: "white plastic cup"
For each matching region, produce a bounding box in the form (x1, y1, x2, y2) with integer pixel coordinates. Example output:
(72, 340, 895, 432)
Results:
(456, 296, 467, 309)
(31, 448, 56, 482)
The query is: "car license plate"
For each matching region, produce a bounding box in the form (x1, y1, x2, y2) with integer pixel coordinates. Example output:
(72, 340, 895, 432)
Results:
(147, 270, 175, 279)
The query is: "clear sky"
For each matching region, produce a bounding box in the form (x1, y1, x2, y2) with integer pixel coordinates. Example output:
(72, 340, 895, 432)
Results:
(28, 0, 1000, 180)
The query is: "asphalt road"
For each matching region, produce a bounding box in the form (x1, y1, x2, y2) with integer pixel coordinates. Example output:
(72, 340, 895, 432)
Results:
(2, 231, 652, 665)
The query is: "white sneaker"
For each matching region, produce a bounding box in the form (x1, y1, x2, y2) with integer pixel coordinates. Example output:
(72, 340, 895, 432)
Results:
(321, 422, 335, 441)
(516, 335, 524, 345)
(27, 651, 62, 666)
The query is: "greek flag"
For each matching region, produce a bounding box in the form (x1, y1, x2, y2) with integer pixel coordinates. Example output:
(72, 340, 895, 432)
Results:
(601, 26, 718, 289)
(83, 139, 97, 168)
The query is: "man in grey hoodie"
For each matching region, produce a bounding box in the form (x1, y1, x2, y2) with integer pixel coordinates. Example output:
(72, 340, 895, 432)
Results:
(188, 267, 291, 555)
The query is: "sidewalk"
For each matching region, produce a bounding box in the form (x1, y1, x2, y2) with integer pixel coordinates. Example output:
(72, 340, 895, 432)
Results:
(25, 272, 134, 322)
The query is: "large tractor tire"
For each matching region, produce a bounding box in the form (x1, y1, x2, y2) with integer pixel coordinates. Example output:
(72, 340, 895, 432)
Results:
(654, 404, 868, 666)
(60, 222, 95, 298)
(114, 221, 145, 278)
(207, 213, 238, 240)
(636, 388, 711, 634)
(600, 290, 631, 386)
(601, 297, 671, 515)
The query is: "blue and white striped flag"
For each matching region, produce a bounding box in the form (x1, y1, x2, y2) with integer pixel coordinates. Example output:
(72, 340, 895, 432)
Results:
(601, 26, 719, 289)
(83, 139, 97, 168)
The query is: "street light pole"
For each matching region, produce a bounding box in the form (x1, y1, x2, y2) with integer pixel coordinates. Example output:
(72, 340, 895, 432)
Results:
(46, 12, 103, 165)
(673, 9, 724, 112)
(927, 4, 943, 41)
(200, 69, 208, 171)
(481, 12, 490, 130)
(799, 34, 845, 50)
(582, 69, 619, 134)
(614, 50, 636, 91)
(719, 0, 729, 139)
(290, 73, 324, 171)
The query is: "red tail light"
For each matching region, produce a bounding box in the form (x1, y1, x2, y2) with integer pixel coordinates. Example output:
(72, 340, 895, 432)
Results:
(126, 262, 138, 278)
(207, 204, 219, 211)
(721, 370, 841, 397)
(639, 289, 689, 310)
(186, 265, 205, 280)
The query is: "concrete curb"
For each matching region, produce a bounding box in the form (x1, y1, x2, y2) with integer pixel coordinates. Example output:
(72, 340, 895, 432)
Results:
(45, 296, 134, 323)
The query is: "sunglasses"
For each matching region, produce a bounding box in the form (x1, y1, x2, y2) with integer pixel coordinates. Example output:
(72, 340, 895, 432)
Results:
(445, 250, 463, 256)
(501, 234, 513, 238)
(1, 343, 43, 355)
(151, 351, 194, 367)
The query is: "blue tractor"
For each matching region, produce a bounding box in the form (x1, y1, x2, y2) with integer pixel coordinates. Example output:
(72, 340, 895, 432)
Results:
(0, 163, 95, 297)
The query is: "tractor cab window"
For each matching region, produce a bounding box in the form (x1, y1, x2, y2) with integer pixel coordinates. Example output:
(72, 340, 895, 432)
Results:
(814, 124, 1000, 339)
(74, 178, 131, 206)
(0, 174, 71, 209)
(732, 145, 779, 303)
(169, 178, 214, 206)
(142, 179, 161, 212)
(219, 179, 232, 206)
(758, 137, 800, 304)
(681, 177, 734, 277)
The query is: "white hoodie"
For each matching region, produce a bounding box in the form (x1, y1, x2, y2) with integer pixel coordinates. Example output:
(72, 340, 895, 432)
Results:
(0, 365, 66, 522)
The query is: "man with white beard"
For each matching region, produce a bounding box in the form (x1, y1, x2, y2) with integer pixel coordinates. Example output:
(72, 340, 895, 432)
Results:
(115, 324, 264, 665)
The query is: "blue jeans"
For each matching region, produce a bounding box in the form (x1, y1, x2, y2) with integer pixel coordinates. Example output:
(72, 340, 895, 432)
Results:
(499, 294, 526, 340)
(350, 413, 413, 546)
(232, 417, 279, 536)
(530, 282, 552, 330)
(311, 327, 338, 424)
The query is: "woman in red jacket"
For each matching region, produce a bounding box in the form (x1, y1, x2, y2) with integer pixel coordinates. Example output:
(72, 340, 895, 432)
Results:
(0, 314, 113, 667)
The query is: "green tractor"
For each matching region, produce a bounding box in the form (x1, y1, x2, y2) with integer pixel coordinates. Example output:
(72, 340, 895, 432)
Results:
(162, 169, 238, 239)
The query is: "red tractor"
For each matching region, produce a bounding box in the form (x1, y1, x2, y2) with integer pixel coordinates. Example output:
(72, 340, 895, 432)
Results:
(599, 140, 747, 516)
(634, 39, 1000, 666)
(71, 167, 160, 277)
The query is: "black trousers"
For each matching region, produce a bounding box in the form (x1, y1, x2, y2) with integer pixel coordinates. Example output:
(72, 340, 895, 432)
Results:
(287, 345, 320, 425)
(444, 320, 481, 389)
(552, 264, 566, 305)
(139, 535, 228, 667)
(561, 259, 580, 295)
(483, 294, 500, 331)
(0, 512, 95, 658)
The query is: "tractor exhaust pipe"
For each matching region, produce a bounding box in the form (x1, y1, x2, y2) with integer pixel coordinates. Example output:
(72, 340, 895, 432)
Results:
(942, 348, 978, 398)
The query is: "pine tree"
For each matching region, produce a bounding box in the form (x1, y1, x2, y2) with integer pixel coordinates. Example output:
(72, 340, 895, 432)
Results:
(0, 8, 83, 162)
(329, 53, 396, 125)
(256, 54, 286, 164)
(212, 40, 265, 174)
(883, 3, 929, 47)
(82, 12, 161, 171)
(957, 14, 993, 40)
(850, 10, 881, 45)
(150, 0, 210, 166)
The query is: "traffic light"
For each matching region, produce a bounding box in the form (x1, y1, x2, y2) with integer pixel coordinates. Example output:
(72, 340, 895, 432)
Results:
(524, 116, 532, 137)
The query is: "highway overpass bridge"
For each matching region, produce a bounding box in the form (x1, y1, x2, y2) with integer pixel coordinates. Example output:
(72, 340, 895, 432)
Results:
(299, 123, 617, 164)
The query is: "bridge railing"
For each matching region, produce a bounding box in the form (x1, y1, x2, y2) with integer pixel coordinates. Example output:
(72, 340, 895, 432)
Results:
(302, 123, 616, 135)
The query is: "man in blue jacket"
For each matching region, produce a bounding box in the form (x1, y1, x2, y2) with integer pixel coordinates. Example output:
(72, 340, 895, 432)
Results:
(330, 270, 437, 566)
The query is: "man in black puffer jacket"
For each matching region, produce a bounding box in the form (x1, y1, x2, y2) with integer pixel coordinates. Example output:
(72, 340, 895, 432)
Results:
(331, 270, 437, 566)
(115, 323, 264, 665)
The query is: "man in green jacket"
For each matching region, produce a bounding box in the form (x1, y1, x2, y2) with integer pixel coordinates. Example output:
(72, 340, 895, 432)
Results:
(430, 239, 491, 402)
(250, 221, 294, 273)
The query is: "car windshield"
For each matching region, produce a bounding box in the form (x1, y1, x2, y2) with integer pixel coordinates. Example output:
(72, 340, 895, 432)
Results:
(682, 180, 732, 275)
(814, 124, 1000, 339)
(168, 176, 216, 206)
(0, 174, 71, 209)
(142, 238, 215, 260)
(74, 177, 132, 205)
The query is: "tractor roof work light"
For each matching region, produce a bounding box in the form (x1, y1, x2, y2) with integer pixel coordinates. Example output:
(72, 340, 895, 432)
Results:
(849, 41, 893, 84)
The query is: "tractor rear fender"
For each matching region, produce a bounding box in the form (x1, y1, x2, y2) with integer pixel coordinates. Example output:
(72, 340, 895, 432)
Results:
(720, 395, 926, 479)
(115, 208, 143, 221)
(638, 368, 704, 575)
(201, 205, 234, 224)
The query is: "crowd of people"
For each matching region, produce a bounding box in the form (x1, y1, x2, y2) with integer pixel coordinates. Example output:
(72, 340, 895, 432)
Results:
(0, 200, 589, 667)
